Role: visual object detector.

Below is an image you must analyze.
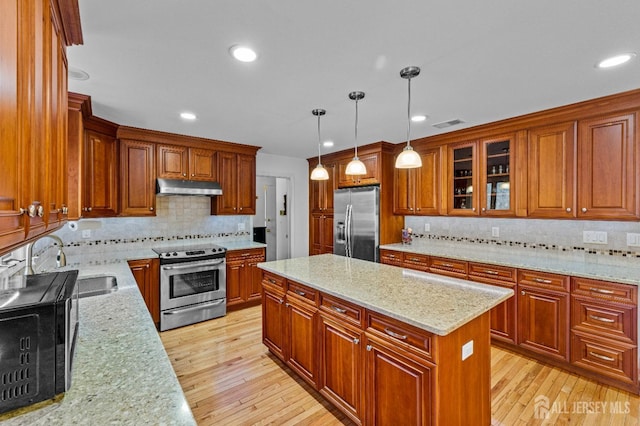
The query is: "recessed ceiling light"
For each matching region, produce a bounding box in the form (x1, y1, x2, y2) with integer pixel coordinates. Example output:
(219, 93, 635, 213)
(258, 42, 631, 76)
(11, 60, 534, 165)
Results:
(180, 112, 197, 120)
(411, 115, 427, 122)
(323, 140, 334, 148)
(596, 53, 635, 68)
(230, 45, 257, 62)
(69, 67, 90, 81)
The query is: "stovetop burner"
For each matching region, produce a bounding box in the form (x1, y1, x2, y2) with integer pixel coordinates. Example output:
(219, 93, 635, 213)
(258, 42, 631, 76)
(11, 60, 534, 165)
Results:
(152, 243, 227, 264)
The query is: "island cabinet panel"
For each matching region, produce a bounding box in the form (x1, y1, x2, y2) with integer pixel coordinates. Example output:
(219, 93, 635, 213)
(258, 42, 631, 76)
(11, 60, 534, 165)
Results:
(225, 248, 265, 311)
(527, 121, 577, 218)
(261, 281, 286, 360)
(285, 285, 318, 388)
(429, 256, 468, 279)
(319, 313, 364, 424)
(577, 112, 638, 219)
(518, 270, 570, 362)
(468, 262, 518, 345)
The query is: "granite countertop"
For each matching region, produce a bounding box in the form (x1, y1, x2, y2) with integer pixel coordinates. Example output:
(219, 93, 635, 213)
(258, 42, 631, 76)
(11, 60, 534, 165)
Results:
(380, 240, 640, 286)
(258, 254, 513, 336)
(3, 250, 196, 425)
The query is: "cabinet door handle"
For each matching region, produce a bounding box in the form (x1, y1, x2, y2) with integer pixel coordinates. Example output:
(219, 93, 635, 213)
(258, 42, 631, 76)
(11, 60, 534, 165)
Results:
(353, 338, 360, 345)
(566, 208, 572, 213)
(589, 352, 615, 362)
(149, 207, 154, 211)
(366, 344, 372, 352)
(481, 207, 486, 212)
(331, 305, 347, 314)
(19, 207, 26, 215)
(409, 257, 421, 262)
(589, 315, 615, 323)
(441, 263, 454, 268)
(285, 302, 290, 307)
(484, 270, 499, 275)
(534, 278, 552, 284)
(581, 207, 587, 213)
(589, 287, 615, 295)
(278, 299, 284, 304)
(521, 290, 525, 296)
(183, 173, 187, 177)
(416, 208, 420, 211)
(384, 328, 407, 340)
(472, 207, 476, 212)
(268, 278, 276, 284)
(294, 289, 306, 297)
(36, 205, 44, 217)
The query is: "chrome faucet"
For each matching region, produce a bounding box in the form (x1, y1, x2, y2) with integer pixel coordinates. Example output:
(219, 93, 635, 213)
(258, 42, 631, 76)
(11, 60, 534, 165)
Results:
(24, 234, 67, 275)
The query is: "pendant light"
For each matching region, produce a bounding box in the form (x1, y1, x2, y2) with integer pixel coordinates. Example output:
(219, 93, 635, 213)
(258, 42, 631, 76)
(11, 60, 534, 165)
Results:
(345, 91, 367, 175)
(395, 66, 423, 169)
(310, 109, 330, 181)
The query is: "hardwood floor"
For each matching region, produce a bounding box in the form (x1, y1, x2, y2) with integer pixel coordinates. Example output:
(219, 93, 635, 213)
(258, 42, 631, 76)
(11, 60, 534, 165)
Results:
(160, 306, 640, 425)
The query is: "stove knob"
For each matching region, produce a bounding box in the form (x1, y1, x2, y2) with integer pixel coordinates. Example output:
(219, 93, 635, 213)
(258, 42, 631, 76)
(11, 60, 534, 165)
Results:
(172, 252, 178, 256)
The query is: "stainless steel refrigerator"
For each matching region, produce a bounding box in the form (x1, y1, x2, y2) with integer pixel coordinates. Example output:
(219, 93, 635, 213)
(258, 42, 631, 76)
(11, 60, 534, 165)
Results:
(334, 186, 380, 262)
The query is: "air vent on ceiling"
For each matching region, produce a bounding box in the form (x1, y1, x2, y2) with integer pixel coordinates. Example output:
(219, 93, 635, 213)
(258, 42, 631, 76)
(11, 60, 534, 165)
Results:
(432, 119, 465, 129)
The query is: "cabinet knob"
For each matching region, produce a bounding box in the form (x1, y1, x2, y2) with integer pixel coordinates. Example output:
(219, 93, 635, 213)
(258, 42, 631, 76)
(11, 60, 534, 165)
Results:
(61, 205, 68, 215)
(472, 207, 476, 212)
(36, 205, 44, 218)
(521, 290, 525, 296)
(566, 208, 572, 213)
(366, 344, 372, 352)
(149, 207, 154, 211)
(481, 207, 486, 212)
(234, 207, 237, 210)
(183, 173, 187, 177)
(416, 208, 420, 211)
(19, 207, 26, 215)
(353, 338, 360, 345)
(581, 207, 587, 213)
(239, 207, 243, 211)
(27, 204, 37, 218)
(191, 174, 195, 177)
(409, 207, 413, 211)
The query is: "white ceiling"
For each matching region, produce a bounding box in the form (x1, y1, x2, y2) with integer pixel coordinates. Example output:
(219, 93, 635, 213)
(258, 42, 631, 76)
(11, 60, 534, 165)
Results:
(68, 0, 640, 160)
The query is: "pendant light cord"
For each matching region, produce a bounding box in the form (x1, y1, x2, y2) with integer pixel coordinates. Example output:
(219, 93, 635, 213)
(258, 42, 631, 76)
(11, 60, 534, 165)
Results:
(354, 97, 359, 158)
(317, 113, 322, 163)
(406, 76, 412, 147)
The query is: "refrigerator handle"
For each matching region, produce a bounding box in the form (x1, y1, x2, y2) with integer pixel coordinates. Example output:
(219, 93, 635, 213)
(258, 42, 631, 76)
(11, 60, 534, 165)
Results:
(346, 204, 353, 257)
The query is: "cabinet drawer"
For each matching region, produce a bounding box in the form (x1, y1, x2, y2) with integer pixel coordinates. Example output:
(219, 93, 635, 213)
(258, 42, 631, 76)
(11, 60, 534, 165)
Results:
(468, 262, 516, 283)
(518, 269, 569, 292)
(288, 281, 318, 305)
(227, 248, 265, 262)
(571, 296, 636, 344)
(429, 257, 468, 277)
(379, 249, 404, 267)
(403, 253, 430, 272)
(572, 277, 637, 305)
(571, 332, 637, 385)
(262, 272, 286, 290)
(366, 311, 433, 359)
(319, 293, 364, 328)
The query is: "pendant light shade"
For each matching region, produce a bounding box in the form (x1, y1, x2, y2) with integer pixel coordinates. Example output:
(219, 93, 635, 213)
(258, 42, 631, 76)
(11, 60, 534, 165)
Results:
(395, 66, 422, 169)
(345, 91, 367, 176)
(310, 109, 329, 181)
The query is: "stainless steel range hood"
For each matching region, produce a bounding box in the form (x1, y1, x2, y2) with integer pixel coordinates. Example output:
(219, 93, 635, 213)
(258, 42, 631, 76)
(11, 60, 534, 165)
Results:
(156, 178, 223, 196)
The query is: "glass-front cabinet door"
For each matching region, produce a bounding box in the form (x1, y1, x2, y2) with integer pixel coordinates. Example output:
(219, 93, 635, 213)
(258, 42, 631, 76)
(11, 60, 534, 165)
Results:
(480, 135, 514, 216)
(449, 142, 478, 215)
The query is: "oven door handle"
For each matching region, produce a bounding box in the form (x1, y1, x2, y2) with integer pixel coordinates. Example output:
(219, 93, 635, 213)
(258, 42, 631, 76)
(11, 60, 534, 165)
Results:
(161, 259, 225, 270)
(163, 299, 225, 315)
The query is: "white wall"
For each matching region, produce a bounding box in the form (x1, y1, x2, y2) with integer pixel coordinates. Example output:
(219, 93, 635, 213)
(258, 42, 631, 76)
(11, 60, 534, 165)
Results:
(256, 152, 309, 258)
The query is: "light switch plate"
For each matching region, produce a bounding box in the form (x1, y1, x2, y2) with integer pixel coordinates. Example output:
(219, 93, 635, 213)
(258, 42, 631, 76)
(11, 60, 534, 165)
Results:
(462, 340, 474, 361)
(491, 227, 499, 238)
(237, 223, 245, 231)
(424, 223, 430, 232)
(627, 233, 640, 247)
(81, 229, 91, 239)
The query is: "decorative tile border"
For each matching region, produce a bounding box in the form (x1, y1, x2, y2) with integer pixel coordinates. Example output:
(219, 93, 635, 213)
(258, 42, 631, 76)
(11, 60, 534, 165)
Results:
(412, 234, 640, 258)
(63, 232, 252, 248)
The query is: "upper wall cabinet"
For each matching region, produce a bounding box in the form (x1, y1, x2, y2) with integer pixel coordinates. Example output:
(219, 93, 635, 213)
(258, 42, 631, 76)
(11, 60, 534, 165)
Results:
(394, 146, 441, 215)
(577, 113, 637, 220)
(211, 152, 256, 215)
(0, 0, 81, 256)
(448, 141, 478, 215)
(120, 139, 156, 216)
(528, 122, 576, 218)
(84, 129, 119, 217)
(337, 153, 380, 187)
(157, 144, 217, 181)
(310, 162, 335, 214)
(479, 134, 516, 216)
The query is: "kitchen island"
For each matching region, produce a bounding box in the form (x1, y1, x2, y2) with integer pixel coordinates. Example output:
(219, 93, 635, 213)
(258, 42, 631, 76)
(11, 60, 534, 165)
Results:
(258, 254, 513, 425)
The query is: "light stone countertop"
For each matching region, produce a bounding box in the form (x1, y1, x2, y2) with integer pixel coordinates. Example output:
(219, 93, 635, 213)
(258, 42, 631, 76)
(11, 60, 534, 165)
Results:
(380, 240, 640, 286)
(2, 250, 196, 426)
(258, 254, 513, 336)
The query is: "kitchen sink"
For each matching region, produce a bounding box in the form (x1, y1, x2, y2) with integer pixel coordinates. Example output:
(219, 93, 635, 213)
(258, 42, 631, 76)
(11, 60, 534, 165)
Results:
(77, 275, 118, 299)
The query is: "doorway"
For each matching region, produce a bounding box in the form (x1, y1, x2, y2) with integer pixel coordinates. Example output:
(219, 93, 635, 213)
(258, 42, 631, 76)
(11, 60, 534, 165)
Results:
(254, 176, 291, 261)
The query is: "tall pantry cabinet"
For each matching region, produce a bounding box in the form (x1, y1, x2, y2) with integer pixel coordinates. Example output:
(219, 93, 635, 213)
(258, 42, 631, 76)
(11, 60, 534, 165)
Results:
(0, 0, 82, 255)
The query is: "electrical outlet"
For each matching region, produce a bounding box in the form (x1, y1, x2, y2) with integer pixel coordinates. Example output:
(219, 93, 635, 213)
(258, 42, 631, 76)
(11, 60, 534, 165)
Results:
(491, 227, 499, 238)
(424, 223, 430, 232)
(627, 233, 640, 247)
(583, 231, 608, 244)
(81, 229, 91, 239)
(237, 223, 245, 231)
(462, 340, 474, 361)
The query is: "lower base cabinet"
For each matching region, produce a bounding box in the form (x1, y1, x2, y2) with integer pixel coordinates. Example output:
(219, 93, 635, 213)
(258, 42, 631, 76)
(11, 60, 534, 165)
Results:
(262, 270, 492, 425)
(226, 248, 265, 310)
(128, 258, 160, 326)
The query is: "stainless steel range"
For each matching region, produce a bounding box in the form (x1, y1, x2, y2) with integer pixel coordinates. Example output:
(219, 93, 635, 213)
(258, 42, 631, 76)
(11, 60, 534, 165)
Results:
(152, 243, 227, 331)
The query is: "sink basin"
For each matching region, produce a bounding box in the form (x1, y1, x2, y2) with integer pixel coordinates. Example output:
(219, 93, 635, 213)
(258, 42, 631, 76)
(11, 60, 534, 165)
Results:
(77, 275, 118, 298)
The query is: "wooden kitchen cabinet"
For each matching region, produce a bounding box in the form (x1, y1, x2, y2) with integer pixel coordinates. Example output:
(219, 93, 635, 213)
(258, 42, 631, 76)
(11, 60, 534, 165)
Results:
(394, 147, 441, 215)
(225, 248, 265, 310)
(337, 153, 380, 187)
(310, 213, 333, 255)
(285, 281, 319, 388)
(479, 135, 515, 216)
(261, 274, 287, 360)
(518, 269, 570, 362)
(119, 139, 156, 216)
(527, 122, 577, 218)
(310, 162, 335, 213)
(128, 258, 160, 326)
(157, 144, 217, 181)
(211, 152, 256, 215)
(83, 128, 119, 217)
(577, 113, 638, 219)
(448, 141, 478, 214)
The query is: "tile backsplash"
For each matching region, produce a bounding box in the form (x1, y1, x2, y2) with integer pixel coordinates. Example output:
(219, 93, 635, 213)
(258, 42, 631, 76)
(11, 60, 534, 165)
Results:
(404, 216, 640, 258)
